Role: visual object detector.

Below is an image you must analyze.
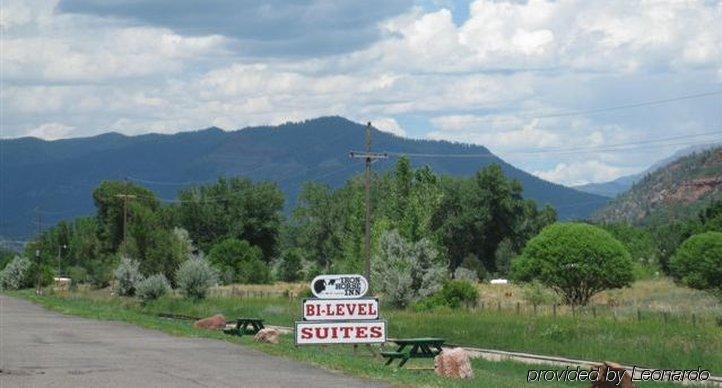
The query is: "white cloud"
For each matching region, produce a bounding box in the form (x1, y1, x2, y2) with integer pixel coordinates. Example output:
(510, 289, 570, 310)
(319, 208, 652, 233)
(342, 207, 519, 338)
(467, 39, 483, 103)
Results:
(372, 118, 406, 137)
(534, 160, 637, 186)
(1, 0, 720, 186)
(26, 122, 75, 140)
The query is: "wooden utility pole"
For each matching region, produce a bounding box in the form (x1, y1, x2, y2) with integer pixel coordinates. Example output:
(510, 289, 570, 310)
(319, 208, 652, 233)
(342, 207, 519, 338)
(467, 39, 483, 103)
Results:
(349, 122, 387, 289)
(115, 194, 137, 244)
(35, 207, 42, 294)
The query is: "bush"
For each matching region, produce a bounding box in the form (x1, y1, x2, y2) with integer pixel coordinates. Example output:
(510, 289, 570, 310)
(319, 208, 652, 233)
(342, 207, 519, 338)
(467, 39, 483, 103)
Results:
(208, 238, 268, 284)
(670, 232, 722, 294)
(89, 259, 114, 288)
(511, 222, 634, 306)
(136, 274, 171, 303)
(67, 266, 88, 286)
(453, 267, 478, 283)
(240, 259, 271, 284)
(439, 280, 478, 308)
(0, 256, 32, 290)
(411, 280, 478, 311)
(114, 256, 143, 296)
(278, 248, 303, 282)
(176, 254, 218, 300)
(372, 230, 448, 308)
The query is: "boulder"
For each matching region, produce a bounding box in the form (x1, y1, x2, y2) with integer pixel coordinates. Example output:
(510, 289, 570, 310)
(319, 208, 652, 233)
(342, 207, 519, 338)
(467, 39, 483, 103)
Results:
(254, 328, 280, 344)
(592, 362, 634, 388)
(193, 314, 226, 330)
(434, 348, 474, 379)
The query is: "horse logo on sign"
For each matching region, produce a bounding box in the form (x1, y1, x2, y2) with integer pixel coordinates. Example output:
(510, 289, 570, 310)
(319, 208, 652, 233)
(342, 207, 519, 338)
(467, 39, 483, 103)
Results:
(310, 274, 368, 299)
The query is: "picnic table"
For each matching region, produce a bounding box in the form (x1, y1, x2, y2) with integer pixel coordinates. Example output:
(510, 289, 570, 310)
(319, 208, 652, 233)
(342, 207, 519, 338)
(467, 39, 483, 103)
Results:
(381, 338, 445, 367)
(223, 318, 265, 336)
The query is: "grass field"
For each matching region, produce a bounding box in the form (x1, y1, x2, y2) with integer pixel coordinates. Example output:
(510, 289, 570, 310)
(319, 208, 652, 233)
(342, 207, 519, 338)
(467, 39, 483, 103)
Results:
(8, 289, 699, 388)
(12, 278, 722, 374)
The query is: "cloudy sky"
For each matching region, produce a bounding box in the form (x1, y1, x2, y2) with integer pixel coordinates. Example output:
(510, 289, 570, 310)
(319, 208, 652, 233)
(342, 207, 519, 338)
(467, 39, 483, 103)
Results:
(1, 0, 721, 185)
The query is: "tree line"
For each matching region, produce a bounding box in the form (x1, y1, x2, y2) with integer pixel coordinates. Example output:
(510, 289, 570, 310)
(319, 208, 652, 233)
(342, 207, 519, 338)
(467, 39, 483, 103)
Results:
(2, 157, 719, 306)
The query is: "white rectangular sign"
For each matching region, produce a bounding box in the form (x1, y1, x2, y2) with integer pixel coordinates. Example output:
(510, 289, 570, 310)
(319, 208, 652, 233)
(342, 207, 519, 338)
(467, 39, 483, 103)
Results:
(295, 320, 386, 345)
(303, 298, 379, 321)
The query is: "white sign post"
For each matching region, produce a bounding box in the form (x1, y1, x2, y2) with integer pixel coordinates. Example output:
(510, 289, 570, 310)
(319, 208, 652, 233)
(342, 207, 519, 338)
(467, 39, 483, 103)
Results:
(296, 274, 386, 346)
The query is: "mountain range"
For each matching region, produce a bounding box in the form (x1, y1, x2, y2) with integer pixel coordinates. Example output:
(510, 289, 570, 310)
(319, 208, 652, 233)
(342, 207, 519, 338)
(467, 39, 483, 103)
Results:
(1, 116, 609, 240)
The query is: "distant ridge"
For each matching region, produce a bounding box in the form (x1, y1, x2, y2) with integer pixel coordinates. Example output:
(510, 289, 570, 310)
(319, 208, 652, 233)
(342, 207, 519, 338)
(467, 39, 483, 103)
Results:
(593, 146, 722, 224)
(1, 116, 608, 238)
(574, 143, 721, 198)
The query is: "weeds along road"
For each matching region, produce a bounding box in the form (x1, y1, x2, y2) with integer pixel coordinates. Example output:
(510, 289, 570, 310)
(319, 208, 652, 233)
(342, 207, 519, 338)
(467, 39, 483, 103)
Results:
(0, 295, 383, 388)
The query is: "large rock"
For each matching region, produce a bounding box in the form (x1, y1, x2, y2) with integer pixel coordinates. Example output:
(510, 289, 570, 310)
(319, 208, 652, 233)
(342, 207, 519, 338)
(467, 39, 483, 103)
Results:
(254, 328, 280, 344)
(592, 362, 634, 388)
(193, 314, 226, 330)
(434, 348, 474, 379)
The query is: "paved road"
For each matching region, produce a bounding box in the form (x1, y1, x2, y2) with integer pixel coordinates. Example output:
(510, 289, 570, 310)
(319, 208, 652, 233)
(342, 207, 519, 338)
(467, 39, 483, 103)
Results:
(0, 295, 382, 387)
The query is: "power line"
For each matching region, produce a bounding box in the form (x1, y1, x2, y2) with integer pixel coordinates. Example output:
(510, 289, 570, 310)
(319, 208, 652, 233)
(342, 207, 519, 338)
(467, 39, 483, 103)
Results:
(461, 90, 722, 124)
(386, 130, 722, 158)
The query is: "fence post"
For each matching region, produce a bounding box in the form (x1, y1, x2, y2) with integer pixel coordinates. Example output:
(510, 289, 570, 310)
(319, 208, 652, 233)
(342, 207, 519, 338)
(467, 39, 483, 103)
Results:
(497, 301, 501, 312)
(637, 308, 641, 322)
(692, 313, 697, 328)
(553, 303, 557, 317)
(516, 302, 520, 314)
(533, 304, 538, 315)
(592, 306, 597, 318)
(663, 312, 668, 324)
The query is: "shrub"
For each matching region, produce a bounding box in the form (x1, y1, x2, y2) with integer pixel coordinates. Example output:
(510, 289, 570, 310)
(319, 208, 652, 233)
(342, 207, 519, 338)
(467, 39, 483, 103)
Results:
(372, 230, 448, 308)
(670, 232, 722, 294)
(0, 256, 32, 290)
(239, 259, 271, 284)
(176, 254, 218, 300)
(511, 222, 634, 306)
(438, 280, 478, 308)
(278, 248, 303, 282)
(114, 256, 143, 296)
(453, 267, 478, 283)
(411, 280, 478, 311)
(208, 238, 268, 284)
(89, 259, 114, 288)
(67, 266, 88, 286)
(136, 274, 171, 303)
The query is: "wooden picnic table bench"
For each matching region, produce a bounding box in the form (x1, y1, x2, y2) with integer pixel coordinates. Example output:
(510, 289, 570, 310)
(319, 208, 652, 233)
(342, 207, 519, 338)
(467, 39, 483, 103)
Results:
(223, 318, 265, 336)
(381, 338, 445, 367)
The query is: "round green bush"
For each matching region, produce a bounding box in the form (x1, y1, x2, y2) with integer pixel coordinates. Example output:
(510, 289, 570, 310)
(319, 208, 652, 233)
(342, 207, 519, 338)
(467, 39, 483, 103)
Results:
(670, 232, 722, 293)
(511, 222, 634, 306)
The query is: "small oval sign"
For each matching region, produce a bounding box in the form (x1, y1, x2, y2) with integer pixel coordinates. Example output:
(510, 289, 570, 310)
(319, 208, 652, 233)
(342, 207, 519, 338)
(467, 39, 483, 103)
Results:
(310, 274, 368, 299)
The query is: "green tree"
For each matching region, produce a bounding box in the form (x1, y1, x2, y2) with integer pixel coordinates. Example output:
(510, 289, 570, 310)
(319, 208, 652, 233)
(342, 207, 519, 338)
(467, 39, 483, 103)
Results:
(278, 248, 303, 282)
(511, 222, 634, 306)
(92, 180, 159, 252)
(175, 177, 283, 261)
(431, 165, 554, 272)
(670, 232, 722, 294)
(207, 238, 269, 284)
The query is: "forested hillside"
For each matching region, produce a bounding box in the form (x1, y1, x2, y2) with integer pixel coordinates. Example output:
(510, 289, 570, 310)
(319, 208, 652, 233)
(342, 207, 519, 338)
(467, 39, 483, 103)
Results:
(594, 147, 722, 224)
(1, 116, 608, 239)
